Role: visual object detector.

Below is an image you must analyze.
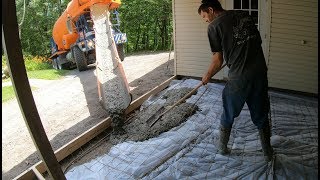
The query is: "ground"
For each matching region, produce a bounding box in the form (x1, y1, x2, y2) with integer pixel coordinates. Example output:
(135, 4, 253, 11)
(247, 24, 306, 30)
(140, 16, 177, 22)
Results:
(2, 52, 174, 179)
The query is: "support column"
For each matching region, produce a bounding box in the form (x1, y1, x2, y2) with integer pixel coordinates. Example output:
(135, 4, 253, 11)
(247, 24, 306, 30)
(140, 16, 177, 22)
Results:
(2, 0, 66, 179)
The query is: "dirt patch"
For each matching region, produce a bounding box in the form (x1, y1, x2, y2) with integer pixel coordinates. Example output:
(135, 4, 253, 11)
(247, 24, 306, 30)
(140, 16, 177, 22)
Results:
(2, 52, 174, 179)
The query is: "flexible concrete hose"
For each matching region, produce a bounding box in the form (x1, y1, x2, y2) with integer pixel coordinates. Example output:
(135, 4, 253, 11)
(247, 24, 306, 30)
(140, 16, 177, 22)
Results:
(90, 4, 131, 114)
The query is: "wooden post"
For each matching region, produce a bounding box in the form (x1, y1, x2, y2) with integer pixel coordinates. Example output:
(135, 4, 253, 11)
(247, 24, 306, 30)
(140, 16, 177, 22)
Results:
(2, 0, 66, 179)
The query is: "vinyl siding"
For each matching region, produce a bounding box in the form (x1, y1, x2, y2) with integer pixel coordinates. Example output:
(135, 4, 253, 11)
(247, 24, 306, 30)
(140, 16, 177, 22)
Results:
(259, 0, 269, 61)
(173, 0, 318, 94)
(173, 0, 226, 80)
(268, 0, 318, 94)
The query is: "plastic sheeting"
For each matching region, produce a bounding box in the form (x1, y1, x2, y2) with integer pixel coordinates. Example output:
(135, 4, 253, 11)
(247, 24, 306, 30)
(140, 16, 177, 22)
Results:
(66, 79, 318, 179)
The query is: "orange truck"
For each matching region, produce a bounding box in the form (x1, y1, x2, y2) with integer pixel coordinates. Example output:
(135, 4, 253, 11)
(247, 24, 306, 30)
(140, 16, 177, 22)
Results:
(49, 0, 127, 71)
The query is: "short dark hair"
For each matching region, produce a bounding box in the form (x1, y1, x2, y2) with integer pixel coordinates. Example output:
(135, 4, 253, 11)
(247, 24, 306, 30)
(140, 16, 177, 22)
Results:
(198, 0, 223, 14)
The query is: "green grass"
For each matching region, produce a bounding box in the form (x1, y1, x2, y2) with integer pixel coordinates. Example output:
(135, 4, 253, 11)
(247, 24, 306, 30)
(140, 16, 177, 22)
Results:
(2, 69, 69, 103)
(3, 54, 71, 80)
(2, 85, 37, 103)
(2, 86, 15, 102)
(27, 69, 70, 80)
(2, 69, 69, 84)
(2, 69, 68, 103)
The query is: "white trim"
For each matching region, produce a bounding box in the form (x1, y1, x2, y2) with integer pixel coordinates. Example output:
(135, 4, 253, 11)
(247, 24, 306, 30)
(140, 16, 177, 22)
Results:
(231, 0, 260, 29)
(225, 0, 233, 10)
(265, 0, 271, 66)
(172, 0, 177, 76)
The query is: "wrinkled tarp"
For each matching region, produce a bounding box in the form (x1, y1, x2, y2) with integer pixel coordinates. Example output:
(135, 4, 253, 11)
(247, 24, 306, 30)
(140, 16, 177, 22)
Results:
(66, 79, 318, 179)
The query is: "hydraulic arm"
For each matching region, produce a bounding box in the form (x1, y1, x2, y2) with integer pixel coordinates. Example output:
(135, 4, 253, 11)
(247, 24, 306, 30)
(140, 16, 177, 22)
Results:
(52, 0, 131, 132)
(52, 0, 121, 53)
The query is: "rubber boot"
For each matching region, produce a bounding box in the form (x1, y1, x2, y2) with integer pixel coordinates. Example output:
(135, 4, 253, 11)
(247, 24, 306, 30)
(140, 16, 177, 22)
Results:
(217, 126, 231, 155)
(259, 124, 274, 162)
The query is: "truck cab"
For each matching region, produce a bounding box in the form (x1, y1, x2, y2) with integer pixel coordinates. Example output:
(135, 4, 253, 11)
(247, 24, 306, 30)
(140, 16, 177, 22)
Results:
(50, 10, 127, 71)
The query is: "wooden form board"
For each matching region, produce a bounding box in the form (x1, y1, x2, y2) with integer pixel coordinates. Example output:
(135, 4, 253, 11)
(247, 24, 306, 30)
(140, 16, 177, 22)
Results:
(14, 75, 177, 180)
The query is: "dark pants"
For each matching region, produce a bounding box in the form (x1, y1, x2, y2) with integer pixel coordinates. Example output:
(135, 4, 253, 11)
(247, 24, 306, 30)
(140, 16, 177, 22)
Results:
(221, 73, 270, 130)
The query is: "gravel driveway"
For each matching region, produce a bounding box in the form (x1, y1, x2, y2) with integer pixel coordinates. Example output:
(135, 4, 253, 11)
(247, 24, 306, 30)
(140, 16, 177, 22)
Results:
(2, 51, 174, 179)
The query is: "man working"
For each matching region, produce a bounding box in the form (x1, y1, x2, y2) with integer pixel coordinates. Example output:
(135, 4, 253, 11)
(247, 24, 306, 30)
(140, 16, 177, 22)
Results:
(198, 0, 273, 161)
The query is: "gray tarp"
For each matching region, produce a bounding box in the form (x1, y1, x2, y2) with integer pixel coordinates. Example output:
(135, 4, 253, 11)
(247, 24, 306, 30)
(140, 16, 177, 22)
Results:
(66, 79, 318, 179)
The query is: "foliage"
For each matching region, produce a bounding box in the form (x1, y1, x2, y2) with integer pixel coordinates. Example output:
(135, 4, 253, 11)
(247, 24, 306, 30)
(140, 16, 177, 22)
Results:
(3, 54, 52, 71)
(27, 69, 70, 80)
(14, 0, 173, 57)
(24, 55, 52, 71)
(119, 0, 173, 53)
(16, 0, 68, 56)
(3, 53, 63, 81)
(3, 52, 69, 81)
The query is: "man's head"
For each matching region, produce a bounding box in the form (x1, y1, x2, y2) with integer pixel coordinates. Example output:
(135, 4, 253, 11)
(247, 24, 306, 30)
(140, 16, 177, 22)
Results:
(198, 0, 223, 23)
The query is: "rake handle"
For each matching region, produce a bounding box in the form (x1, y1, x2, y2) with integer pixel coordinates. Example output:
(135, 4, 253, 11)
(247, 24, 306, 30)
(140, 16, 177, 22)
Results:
(149, 83, 202, 127)
(150, 63, 227, 127)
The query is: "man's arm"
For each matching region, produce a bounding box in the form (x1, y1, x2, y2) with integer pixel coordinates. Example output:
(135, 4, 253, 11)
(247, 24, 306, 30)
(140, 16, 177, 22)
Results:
(202, 52, 224, 85)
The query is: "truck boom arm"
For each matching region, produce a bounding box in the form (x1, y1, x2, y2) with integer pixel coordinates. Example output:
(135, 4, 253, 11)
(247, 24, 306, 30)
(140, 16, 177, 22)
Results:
(52, 0, 121, 52)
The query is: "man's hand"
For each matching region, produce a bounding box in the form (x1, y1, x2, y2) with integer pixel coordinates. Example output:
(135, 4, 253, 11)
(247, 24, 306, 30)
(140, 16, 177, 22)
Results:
(202, 73, 211, 85)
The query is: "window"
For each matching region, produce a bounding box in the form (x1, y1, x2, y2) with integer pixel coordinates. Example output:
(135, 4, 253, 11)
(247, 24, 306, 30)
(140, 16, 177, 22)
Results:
(233, 0, 259, 28)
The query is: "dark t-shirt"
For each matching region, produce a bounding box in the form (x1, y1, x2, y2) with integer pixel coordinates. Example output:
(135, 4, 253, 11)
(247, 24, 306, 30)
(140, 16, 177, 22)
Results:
(207, 10, 267, 79)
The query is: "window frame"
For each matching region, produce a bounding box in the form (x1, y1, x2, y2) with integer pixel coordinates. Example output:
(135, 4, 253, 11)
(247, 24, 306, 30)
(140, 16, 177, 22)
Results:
(231, 0, 260, 29)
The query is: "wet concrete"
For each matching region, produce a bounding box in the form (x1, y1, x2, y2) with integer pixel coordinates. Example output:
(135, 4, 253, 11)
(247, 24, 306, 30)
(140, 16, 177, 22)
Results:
(110, 87, 198, 144)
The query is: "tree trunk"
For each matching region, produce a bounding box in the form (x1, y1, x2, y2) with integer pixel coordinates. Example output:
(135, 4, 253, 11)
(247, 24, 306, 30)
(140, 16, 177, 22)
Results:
(141, 30, 146, 50)
(160, 20, 165, 50)
(146, 33, 149, 50)
(134, 24, 141, 51)
(153, 18, 158, 50)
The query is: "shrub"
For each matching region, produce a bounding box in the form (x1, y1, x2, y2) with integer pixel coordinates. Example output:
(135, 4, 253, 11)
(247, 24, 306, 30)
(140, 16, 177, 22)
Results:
(24, 55, 52, 71)
(2, 54, 52, 71)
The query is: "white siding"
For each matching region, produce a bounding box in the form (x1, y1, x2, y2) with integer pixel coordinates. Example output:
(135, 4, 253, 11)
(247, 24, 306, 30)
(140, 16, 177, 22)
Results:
(268, 0, 318, 94)
(259, 0, 270, 61)
(173, 0, 226, 80)
(173, 0, 318, 94)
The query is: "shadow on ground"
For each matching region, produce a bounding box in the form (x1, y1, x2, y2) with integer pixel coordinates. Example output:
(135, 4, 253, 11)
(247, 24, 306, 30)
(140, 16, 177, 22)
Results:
(3, 58, 174, 179)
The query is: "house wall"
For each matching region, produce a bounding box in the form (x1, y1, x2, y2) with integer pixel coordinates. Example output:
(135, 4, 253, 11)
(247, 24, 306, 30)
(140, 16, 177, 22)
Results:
(173, 0, 226, 80)
(267, 0, 318, 94)
(173, 0, 318, 94)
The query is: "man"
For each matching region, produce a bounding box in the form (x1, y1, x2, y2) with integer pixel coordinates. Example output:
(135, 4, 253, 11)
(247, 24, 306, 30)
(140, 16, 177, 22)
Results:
(198, 0, 273, 161)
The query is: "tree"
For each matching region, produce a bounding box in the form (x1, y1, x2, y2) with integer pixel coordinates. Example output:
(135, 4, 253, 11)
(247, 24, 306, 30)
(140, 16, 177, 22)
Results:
(14, 0, 173, 57)
(15, 0, 67, 56)
(120, 0, 173, 53)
